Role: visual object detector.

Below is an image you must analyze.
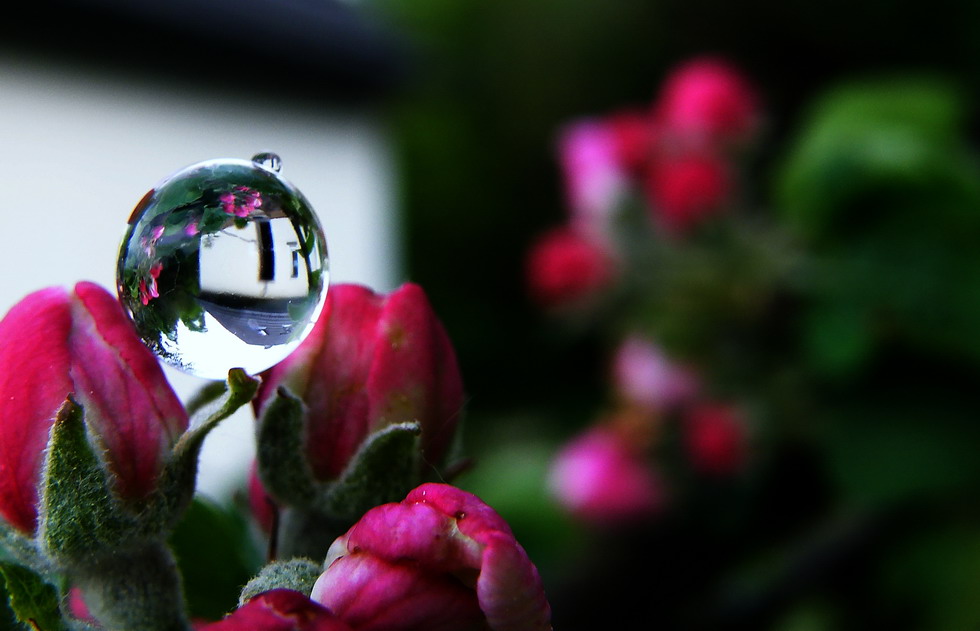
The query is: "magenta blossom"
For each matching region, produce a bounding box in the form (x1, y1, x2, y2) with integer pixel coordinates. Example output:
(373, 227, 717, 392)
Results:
(0, 282, 188, 534)
(255, 283, 464, 481)
(220, 186, 263, 217)
(611, 335, 699, 410)
(202, 590, 351, 631)
(653, 56, 759, 149)
(139, 261, 164, 305)
(525, 226, 617, 311)
(548, 425, 662, 527)
(310, 483, 552, 631)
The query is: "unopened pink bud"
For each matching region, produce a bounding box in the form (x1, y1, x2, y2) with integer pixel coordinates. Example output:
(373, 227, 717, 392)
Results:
(310, 483, 552, 631)
(0, 283, 187, 534)
(201, 589, 352, 631)
(255, 283, 464, 481)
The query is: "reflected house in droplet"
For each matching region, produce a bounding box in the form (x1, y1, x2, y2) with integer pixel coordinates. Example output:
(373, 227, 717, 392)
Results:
(198, 212, 324, 347)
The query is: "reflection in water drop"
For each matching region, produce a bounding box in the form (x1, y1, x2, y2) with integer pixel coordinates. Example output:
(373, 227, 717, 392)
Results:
(117, 157, 329, 379)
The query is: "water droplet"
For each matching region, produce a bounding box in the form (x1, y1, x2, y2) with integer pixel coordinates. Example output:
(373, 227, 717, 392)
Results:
(117, 156, 329, 379)
(251, 152, 282, 173)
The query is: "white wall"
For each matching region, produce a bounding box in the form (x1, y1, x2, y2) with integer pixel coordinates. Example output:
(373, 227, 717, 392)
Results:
(0, 52, 402, 503)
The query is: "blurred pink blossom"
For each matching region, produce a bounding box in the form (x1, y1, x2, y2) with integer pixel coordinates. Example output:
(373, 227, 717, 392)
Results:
(548, 426, 662, 526)
(684, 403, 747, 476)
(557, 119, 627, 239)
(525, 226, 616, 311)
(643, 152, 731, 234)
(654, 56, 759, 150)
(612, 335, 699, 410)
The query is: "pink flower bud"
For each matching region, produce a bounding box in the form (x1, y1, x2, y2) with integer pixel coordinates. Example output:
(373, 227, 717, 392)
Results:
(653, 56, 759, 150)
(611, 335, 699, 410)
(201, 589, 352, 631)
(310, 483, 552, 631)
(547, 426, 662, 526)
(684, 403, 747, 476)
(643, 153, 731, 234)
(525, 226, 616, 310)
(0, 282, 188, 534)
(256, 283, 464, 480)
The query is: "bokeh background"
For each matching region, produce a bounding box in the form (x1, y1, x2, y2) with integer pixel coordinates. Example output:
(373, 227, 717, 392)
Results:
(4, 0, 980, 629)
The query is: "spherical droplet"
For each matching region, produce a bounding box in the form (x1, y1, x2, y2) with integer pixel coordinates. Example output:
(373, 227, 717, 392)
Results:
(117, 157, 329, 379)
(252, 152, 282, 173)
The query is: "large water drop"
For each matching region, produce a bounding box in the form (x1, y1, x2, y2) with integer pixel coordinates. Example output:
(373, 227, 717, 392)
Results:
(117, 155, 329, 379)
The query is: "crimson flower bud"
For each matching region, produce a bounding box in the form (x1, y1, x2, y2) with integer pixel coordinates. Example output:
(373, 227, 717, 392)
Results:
(653, 56, 759, 150)
(255, 283, 464, 481)
(684, 403, 747, 476)
(202, 590, 352, 631)
(310, 483, 552, 631)
(607, 109, 658, 175)
(643, 153, 731, 234)
(0, 282, 188, 534)
(525, 226, 617, 311)
(547, 426, 662, 526)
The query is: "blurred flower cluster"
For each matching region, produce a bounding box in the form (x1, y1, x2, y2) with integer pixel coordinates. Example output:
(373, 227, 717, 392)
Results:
(517, 55, 980, 628)
(528, 57, 762, 528)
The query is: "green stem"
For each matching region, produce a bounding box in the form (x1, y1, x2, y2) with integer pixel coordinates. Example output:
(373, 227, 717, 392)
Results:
(72, 541, 189, 631)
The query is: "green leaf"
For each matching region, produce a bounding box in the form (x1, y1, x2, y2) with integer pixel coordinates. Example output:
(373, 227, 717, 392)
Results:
(775, 77, 976, 241)
(317, 422, 422, 520)
(169, 497, 262, 622)
(38, 398, 138, 566)
(255, 387, 319, 507)
(0, 563, 66, 631)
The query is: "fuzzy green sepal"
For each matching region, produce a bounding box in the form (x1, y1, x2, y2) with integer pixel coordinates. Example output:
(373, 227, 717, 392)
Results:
(238, 558, 321, 606)
(38, 397, 141, 566)
(255, 387, 319, 507)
